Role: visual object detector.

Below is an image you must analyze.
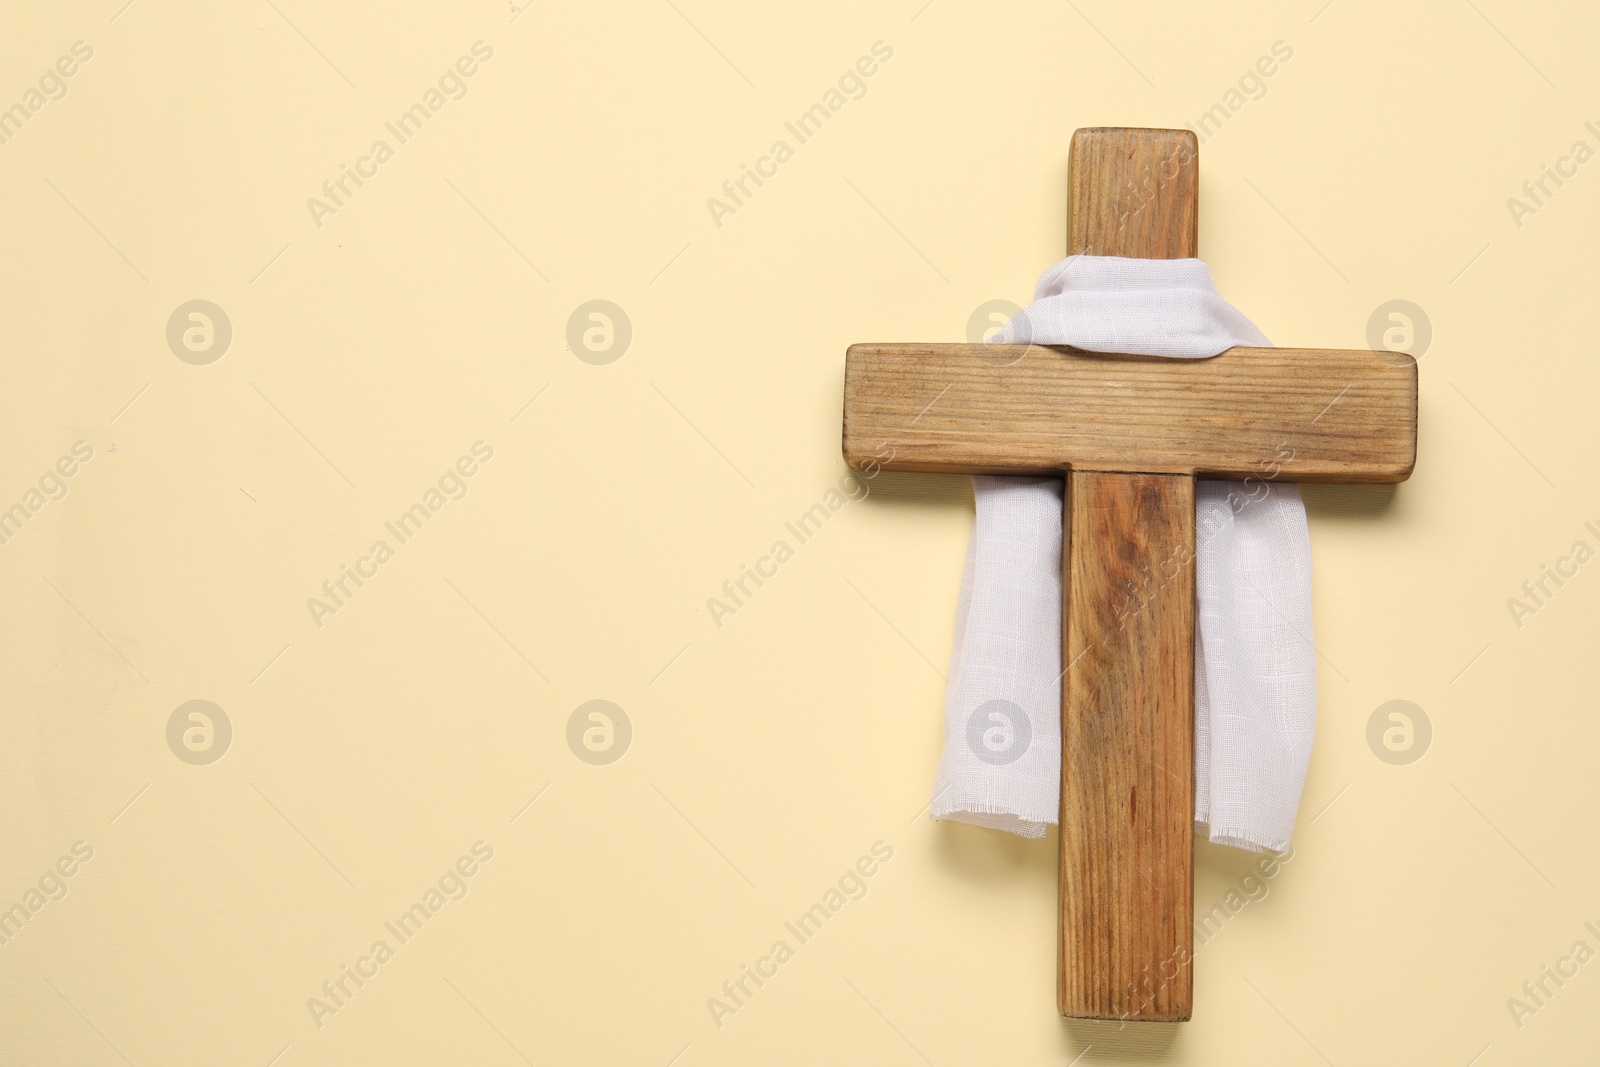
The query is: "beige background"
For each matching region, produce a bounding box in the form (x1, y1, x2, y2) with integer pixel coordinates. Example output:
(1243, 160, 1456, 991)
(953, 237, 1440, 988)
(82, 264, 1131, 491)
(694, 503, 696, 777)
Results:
(1, 0, 1596, 1063)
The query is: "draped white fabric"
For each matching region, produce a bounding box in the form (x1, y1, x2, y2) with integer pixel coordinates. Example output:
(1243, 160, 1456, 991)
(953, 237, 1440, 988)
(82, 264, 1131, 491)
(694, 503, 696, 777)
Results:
(930, 255, 1316, 852)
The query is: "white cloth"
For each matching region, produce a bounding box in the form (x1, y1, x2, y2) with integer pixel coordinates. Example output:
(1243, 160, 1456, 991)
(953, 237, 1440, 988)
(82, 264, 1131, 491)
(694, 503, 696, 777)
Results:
(930, 255, 1316, 852)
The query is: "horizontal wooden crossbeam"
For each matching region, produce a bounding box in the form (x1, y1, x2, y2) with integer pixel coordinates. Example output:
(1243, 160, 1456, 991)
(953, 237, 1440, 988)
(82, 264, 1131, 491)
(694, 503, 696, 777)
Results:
(842, 342, 1416, 482)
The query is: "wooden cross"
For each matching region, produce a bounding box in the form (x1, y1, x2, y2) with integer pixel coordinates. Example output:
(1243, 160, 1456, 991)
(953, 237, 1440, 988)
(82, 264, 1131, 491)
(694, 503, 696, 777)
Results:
(841, 127, 1417, 1021)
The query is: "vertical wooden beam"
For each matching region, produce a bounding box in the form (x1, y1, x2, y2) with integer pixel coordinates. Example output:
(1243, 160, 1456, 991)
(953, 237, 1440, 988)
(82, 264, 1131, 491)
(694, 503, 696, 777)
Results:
(1060, 472, 1195, 1020)
(1066, 127, 1197, 260)
(1058, 128, 1198, 1021)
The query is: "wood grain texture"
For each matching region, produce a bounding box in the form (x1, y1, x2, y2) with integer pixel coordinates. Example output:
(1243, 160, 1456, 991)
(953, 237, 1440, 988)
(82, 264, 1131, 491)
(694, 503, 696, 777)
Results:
(1067, 127, 1198, 258)
(841, 342, 1417, 482)
(1059, 127, 1198, 1023)
(1060, 471, 1195, 1021)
